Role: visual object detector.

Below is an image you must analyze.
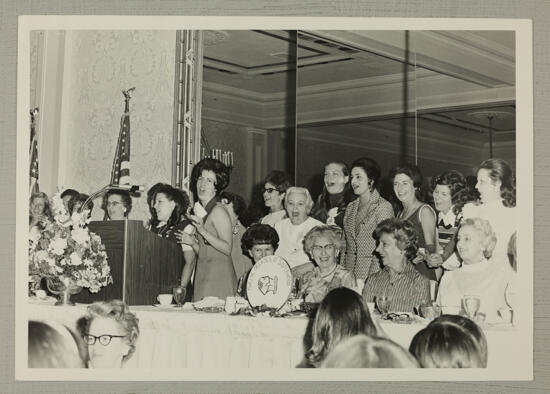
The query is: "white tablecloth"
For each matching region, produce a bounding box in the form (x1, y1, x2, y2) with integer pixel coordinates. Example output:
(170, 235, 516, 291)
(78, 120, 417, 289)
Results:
(27, 303, 519, 369)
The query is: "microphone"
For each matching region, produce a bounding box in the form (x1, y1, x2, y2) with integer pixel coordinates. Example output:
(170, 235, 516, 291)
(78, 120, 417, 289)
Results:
(110, 184, 144, 194)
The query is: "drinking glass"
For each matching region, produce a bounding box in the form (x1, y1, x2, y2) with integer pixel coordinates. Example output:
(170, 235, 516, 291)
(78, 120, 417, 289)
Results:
(376, 295, 391, 316)
(172, 286, 187, 307)
(462, 295, 481, 319)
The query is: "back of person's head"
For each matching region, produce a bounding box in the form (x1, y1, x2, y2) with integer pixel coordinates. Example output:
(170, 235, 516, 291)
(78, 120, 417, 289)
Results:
(321, 335, 419, 368)
(28, 320, 87, 368)
(409, 314, 487, 368)
(306, 288, 377, 367)
(220, 191, 247, 220)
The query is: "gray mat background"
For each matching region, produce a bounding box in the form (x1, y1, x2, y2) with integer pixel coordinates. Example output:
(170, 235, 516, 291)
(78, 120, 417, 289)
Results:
(2, 1, 548, 392)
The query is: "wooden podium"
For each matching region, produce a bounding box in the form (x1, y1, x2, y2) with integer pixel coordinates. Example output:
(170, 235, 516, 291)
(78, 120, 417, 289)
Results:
(71, 220, 184, 306)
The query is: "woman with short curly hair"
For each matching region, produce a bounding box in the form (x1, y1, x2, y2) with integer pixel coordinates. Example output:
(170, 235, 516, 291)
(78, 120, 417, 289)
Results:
(76, 300, 139, 368)
(362, 218, 431, 313)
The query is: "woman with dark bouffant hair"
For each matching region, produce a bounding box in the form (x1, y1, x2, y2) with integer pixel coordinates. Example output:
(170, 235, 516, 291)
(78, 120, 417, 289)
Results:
(390, 163, 438, 281)
(409, 314, 488, 368)
(426, 170, 478, 270)
(301, 287, 377, 368)
(260, 170, 292, 227)
(76, 300, 139, 368)
(342, 157, 394, 282)
(445, 158, 517, 270)
(148, 184, 196, 289)
(310, 162, 356, 228)
(179, 158, 237, 301)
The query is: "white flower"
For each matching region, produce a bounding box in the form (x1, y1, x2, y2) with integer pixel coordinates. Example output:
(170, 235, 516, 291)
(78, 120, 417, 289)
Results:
(34, 250, 49, 263)
(49, 237, 67, 255)
(71, 227, 90, 245)
(327, 207, 338, 218)
(69, 252, 82, 266)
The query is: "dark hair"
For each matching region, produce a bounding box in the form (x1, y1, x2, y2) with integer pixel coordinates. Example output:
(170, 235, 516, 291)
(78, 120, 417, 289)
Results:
(478, 158, 516, 207)
(409, 314, 487, 368)
(190, 158, 231, 199)
(101, 189, 132, 218)
(76, 300, 140, 363)
(264, 170, 292, 193)
(220, 191, 247, 220)
(147, 182, 170, 208)
(29, 192, 53, 223)
(28, 320, 87, 368)
(508, 231, 517, 272)
(312, 162, 355, 219)
(350, 157, 382, 190)
(321, 335, 419, 368)
(241, 223, 279, 252)
(306, 288, 378, 367)
(60, 189, 79, 199)
(68, 193, 93, 216)
(149, 184, 190, 229)
(374, 218, 419, 261)
(390, 163, 425, 203)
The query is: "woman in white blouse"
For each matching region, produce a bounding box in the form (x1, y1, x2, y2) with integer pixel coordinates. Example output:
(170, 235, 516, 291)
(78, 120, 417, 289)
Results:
(274, 187, 323, 268)
(437, 217, 512, 323)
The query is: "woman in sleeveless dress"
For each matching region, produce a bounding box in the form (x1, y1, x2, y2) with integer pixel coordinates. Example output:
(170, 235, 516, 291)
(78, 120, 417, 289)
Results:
(179, 158, 237, 301)
(390, 164, 439, 281)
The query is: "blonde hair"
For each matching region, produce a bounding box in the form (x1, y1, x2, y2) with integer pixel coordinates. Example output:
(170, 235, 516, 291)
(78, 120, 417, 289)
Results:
(458, 217, 497, 259)
(321, 335, 419, 368)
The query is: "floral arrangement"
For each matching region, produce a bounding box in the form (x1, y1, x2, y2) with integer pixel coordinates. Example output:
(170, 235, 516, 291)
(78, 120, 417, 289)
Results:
(28, 192, 113, 294)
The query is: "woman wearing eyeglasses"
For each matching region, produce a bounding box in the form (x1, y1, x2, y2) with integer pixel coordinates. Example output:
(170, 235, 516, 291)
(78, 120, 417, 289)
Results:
(260, 170, 292, 227)
(101, 189, 132, 220)
(76, 300, 139, 368)
(293, 225, 356, 303)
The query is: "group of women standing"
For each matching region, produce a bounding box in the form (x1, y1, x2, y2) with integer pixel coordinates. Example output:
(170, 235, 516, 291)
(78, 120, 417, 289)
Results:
(140, 154, 517, 311)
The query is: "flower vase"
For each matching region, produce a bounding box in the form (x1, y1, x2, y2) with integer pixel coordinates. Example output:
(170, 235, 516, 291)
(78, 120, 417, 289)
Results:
(46, 276, 82, 306)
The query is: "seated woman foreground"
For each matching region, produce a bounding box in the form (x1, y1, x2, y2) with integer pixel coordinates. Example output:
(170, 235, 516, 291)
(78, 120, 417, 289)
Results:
(292, 225, 356, 303)
(362, 218, 431, 313)
(76, 300, 139, 368)
(436, 217, 512, 323)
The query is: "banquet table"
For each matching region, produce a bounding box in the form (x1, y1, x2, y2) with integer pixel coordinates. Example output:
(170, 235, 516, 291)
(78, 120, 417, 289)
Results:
(27, 302, 519, 369)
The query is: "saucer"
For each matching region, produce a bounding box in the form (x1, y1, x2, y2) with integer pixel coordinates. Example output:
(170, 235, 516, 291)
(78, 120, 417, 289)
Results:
(153, 304, 179, 309)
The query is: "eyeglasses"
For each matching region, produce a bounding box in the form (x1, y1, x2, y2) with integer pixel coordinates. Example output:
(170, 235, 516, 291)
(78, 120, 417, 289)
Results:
(83, 334, 125, 346)
(263, 187, 279, 194)
(311, 244, 335, 254)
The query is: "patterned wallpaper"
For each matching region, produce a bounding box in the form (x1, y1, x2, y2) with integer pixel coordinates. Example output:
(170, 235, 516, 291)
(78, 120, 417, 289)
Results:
(58, 30, 176, 221)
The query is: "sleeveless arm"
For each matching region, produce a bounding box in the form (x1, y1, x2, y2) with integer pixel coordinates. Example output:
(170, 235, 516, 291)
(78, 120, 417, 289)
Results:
(198, 205, 233, 256)
(419, 205, 438, 254)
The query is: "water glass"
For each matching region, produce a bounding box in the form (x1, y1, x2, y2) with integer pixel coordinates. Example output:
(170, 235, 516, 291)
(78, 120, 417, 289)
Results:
(172, 286, 187, 306)
(462, 294, 481, 319)
(376, 295, 391, 315)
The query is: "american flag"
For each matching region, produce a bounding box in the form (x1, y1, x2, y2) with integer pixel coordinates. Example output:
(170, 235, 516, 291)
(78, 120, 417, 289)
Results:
(29, 108, 39, 194)
(110, 88, 134, 186)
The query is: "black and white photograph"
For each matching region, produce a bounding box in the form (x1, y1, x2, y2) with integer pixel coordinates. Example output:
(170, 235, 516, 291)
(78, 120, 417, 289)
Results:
(15, 16, 533, 381)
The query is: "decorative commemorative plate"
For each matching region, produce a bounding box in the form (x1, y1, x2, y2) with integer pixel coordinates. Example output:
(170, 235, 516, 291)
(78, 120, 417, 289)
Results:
(246, 255, 292, 310)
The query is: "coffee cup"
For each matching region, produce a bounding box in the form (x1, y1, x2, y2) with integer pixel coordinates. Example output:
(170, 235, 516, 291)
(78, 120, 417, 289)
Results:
(498, 307, 513, 323)
(157, 294, 173, 306)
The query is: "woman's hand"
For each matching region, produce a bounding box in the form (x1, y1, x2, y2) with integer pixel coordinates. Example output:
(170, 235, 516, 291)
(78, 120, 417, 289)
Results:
(426, 252, 444, 268)
(187, 214, 206, 236)
(175, 230, 196, 246)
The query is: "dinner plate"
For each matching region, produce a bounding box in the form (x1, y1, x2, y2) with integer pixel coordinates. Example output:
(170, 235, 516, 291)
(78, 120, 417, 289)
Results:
(246, 255, 292, 310)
